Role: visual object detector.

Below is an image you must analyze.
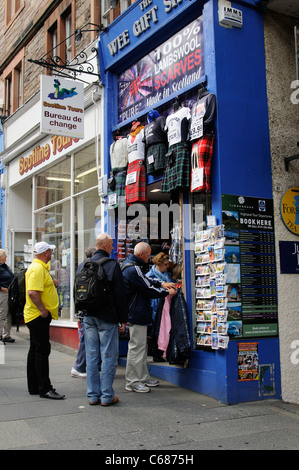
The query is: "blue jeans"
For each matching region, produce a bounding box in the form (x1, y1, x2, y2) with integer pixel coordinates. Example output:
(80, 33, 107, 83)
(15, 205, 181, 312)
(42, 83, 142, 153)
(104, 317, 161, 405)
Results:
(74, 322, 86, 373)
(83, 316, 118, 403)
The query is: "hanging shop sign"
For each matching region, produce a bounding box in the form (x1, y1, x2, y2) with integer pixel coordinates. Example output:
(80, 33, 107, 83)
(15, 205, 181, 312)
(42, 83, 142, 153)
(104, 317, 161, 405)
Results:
(279, 241, 299, 274)
(280, 187, 299, 236)
(117, 15, 204, 123)
(221, 194, 278, 339)
(40, 75, 84, 139)
(98, 0, 202, 75)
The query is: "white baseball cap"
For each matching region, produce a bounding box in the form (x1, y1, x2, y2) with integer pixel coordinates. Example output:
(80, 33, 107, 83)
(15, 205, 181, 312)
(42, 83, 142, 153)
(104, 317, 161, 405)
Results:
(34, 241, 56, 255)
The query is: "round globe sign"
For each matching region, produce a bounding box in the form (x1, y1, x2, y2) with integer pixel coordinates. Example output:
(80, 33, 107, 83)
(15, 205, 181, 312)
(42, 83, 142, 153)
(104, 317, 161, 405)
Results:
(280, 187, 299, 235)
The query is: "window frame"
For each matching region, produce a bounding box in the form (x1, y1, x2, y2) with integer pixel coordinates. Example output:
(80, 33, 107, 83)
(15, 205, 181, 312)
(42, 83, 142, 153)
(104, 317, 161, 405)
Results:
(2, 48, 24, 116)
(5, 0, 24, 28)
(44, 0, 75, 73)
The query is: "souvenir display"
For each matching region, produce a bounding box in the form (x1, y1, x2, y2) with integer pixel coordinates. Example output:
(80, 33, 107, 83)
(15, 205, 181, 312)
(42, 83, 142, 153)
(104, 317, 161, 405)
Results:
(195, 224, 229, 349)
(190, 85, 216, 193)
(143, 110, 168, 174)
(161, 100, 191, 193)
(107, 132, 128, 209)
(125, 121, 148, 205)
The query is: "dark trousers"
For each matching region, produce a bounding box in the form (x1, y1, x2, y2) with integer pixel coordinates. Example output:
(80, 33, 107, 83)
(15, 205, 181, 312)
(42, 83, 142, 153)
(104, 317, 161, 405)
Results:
(26, 315, 52, 395)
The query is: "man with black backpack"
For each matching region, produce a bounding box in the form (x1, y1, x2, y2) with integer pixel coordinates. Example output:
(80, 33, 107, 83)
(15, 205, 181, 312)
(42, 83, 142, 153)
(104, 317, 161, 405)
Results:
(82, 233, 128, 406)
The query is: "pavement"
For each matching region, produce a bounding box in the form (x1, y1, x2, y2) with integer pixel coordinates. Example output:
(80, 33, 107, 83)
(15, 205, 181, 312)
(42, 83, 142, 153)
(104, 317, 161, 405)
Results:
(0, 327, 299, 453)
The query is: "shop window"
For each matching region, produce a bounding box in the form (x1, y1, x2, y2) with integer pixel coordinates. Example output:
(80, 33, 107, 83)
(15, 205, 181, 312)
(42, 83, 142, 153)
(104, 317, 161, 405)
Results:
(74, 141, 99, 194)
(35, 200, 72, 321)
(5, 0, 24, 27)
(2, 49, 24, 116)
(74, 188, 102, 269)
(36, 157, 71, 210)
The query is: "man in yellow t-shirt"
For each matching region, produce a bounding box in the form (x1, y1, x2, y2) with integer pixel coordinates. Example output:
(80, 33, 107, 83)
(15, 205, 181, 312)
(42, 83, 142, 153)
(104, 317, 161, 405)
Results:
(25, 241, 65, 400)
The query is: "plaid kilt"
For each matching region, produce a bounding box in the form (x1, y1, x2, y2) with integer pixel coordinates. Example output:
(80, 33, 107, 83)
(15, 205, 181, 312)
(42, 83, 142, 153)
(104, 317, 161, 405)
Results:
(125, 159, 148, 205)
(191, 135, 215, 193)
(161, 142, 190, 193)
(146, 143, 167, 174)
(107, 169, 127, 210)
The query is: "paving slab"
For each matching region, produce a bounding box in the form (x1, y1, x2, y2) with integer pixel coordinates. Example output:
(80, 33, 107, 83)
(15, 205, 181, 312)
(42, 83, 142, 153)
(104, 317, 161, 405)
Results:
(0, 331, 298, 452)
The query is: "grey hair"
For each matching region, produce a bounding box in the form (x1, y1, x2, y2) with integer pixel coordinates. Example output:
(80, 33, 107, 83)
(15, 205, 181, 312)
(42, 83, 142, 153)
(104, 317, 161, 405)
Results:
(85, 246, 96, 258)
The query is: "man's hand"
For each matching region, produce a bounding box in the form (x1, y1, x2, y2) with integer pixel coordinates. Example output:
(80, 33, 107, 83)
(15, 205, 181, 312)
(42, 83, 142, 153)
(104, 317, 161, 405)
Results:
(40, 310, 49, 318)
(118, 323, 127, 334)
(167, 287, 177, 296)
(162, 282, 176, 290)
(28, 290, 49, 318)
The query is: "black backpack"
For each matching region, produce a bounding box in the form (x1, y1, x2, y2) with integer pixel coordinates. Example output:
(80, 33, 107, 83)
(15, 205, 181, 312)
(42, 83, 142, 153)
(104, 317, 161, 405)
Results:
(74, 257, 112, 313)
(8, 269, 26, 331)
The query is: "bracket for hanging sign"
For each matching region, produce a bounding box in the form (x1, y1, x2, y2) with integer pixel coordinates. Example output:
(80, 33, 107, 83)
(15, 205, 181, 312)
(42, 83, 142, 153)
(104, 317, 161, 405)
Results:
(28, 23, 104, 83)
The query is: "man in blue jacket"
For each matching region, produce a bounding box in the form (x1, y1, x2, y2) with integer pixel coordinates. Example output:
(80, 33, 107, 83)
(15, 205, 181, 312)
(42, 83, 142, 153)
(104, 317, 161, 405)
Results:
(122, 242, 176, 393)
(83, 233, 129, 406)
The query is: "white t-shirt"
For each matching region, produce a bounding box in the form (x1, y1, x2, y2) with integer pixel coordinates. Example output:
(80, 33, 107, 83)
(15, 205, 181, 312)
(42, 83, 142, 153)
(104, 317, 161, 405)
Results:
(165, 107, 191, 146)
(110, 137, 128, 169)
(127, 128, 145, 163)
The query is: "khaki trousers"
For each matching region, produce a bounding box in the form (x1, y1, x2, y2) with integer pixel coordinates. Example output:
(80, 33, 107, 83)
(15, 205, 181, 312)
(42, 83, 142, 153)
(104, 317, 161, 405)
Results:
(0, 291, 9, 337)
(125, 324, 150, 387)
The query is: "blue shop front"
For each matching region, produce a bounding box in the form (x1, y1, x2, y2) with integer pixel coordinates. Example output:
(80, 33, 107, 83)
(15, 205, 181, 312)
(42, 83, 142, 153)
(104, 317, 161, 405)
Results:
(98, 0, 281, 404)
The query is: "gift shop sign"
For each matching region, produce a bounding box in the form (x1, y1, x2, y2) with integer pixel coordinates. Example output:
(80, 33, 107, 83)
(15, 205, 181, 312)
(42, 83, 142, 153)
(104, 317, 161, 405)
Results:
(280, 187, 299, 235)
(98, 0, 201, 73)
(40, 75, 84, 139)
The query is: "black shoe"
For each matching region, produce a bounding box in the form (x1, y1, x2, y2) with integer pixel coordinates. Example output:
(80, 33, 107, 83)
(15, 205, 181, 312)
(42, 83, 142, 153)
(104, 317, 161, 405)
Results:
(153, 357, 166, 362)
(3, 336, 15, 343)
(40, 389, 65, 400)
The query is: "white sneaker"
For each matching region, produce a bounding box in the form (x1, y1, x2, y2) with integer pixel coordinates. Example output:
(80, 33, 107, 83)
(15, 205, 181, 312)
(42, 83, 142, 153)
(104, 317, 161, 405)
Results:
(71, 367, 87, 378)
(144, 378, 159, 387)
(125, 383, 151, 393)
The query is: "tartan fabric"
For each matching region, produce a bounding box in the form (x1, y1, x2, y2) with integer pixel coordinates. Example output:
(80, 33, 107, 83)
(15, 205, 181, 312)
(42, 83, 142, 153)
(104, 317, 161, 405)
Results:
(107, 169, 127, 210)
(146, 143, 167, 174)
(191, 134, 215, 192)
(161, 142, 190, 193)
(125, 159, 148, 205)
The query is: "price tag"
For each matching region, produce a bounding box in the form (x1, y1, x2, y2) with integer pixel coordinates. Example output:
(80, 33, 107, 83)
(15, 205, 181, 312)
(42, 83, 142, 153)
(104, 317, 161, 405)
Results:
(168, 129, 179, 144)
(190, 116, 203, 140)
(191, 167, 203, 191)
(126, 171, 137, 185)
(108, 193, 117, 206)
